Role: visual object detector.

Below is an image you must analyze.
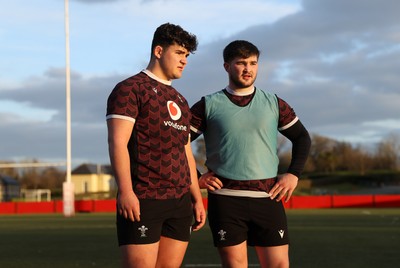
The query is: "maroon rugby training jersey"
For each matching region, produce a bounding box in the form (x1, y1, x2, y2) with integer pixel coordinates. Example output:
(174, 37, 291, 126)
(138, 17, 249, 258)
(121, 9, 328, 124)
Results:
(106, 71, 191, 199)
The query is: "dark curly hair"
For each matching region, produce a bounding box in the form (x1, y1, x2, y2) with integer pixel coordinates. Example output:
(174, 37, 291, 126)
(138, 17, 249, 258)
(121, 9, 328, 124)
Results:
(151, 23, 198, 54)
(223, 40, 260, 63)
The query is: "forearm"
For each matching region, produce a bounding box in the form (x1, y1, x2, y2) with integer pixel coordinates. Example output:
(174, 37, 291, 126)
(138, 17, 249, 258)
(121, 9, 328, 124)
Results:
(185, 143, 203, 203)
(107, 119, 135, 194)
(109, 142, 133, 194)
(189, 180, 203, 204)
(281, 120, 311, 177)
(288, 134, 311, 177)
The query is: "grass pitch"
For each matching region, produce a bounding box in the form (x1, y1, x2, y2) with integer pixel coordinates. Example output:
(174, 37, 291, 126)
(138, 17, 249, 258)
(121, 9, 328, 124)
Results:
(0, 208, 399, 267)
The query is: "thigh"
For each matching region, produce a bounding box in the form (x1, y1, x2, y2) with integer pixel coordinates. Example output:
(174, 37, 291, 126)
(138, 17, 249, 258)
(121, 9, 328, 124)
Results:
(255, 245, 289, 268)
(208, 193, 250, 247)
(120, 242, 159, 268)
(218, 241, 248, 268)
(156, 236, 189, 268)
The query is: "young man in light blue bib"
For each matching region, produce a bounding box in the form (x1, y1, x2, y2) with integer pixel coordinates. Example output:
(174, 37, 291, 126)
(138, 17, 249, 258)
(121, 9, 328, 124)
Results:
(190, 40, 311, 268)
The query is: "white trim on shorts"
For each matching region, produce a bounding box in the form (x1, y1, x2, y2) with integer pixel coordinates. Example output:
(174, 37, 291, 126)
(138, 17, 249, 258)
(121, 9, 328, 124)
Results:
(211, 189, 271, 198)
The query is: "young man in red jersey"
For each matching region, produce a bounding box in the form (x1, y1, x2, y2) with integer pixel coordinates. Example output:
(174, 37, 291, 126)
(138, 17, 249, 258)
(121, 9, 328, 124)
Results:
(191, 40, 311, 268)
(107, 23, 206, 268)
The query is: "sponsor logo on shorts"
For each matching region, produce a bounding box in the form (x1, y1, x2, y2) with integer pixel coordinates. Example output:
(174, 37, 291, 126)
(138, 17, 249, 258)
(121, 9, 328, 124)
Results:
(278, 229, 285, 239)
(138, 225, 148, 238)
(218, 229, 227, 241)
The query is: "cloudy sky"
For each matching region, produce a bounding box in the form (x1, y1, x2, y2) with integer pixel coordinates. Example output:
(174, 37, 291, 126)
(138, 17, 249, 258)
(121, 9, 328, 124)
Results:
(1, 0, 399, 167)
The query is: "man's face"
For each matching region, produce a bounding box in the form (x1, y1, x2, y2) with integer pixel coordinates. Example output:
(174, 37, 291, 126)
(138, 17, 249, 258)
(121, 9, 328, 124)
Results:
(158, 43, 190, 80)
(224, 55, 258, 89)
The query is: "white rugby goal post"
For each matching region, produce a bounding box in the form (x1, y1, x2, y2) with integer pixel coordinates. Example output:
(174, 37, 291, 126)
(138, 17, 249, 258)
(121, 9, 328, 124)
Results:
(20, 189, 51, 202)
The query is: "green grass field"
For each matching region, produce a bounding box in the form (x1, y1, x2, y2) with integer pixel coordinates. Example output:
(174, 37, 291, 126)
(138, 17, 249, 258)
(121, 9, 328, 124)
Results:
(0, 208, 399, 267)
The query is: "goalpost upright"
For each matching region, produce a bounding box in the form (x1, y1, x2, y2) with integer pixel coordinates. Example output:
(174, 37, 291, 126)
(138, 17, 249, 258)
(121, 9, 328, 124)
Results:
(63, 0, 75, 217)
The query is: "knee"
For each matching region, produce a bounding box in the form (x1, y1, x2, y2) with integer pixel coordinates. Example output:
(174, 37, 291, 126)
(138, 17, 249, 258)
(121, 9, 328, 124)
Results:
(267, 258, 289, 268)
(219, 249, 247, 268)
(258, 254, 289, 268)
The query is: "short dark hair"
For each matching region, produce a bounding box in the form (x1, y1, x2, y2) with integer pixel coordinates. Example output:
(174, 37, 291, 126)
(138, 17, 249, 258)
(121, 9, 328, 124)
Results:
(151, 23, 198, 54)
(223, 40, 260, 63)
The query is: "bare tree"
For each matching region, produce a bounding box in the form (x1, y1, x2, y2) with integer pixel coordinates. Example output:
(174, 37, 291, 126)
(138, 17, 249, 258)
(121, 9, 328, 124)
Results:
(41, 167, 65, 189)
(308, 134, 338, 172)
(374, 133, 400, 170)
(0, 161, 19, 179)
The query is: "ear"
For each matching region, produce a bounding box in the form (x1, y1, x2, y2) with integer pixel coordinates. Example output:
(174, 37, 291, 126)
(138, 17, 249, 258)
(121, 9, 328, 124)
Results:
(223, 62, 230, 72)
(154, 45, 163, 59)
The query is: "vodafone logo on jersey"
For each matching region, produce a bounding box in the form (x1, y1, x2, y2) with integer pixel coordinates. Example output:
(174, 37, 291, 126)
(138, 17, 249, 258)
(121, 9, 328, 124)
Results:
(164, 100, 187, 131)
(167, 101, 182, 121)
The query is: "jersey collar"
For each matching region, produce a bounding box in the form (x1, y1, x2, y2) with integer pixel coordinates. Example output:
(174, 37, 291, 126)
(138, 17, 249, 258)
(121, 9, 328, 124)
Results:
(142, 69, 172, 86)
(225, 86, 255, 96)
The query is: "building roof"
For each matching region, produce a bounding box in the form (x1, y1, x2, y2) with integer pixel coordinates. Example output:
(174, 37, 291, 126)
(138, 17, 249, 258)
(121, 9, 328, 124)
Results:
(72, 164, 113, 175)
(0, 174, 20, 185)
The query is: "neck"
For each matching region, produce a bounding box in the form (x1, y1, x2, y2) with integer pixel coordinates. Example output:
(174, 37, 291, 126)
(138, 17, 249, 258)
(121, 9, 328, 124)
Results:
(146, 60, 171, 82)
(226, 85, 255, 96)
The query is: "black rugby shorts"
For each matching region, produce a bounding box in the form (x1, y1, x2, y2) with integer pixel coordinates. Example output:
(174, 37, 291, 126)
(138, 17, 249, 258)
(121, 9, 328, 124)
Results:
(116, 192, 193, 246)
(207, 193, 289, 247)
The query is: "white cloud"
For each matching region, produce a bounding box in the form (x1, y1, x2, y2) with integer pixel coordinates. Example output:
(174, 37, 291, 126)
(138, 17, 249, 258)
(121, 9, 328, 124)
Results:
(1, 0, 400, 163)
(0, 100, 57, 122)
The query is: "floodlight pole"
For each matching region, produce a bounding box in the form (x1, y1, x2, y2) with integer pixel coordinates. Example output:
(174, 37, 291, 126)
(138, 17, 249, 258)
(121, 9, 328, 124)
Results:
(63, 0, 75, 217)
